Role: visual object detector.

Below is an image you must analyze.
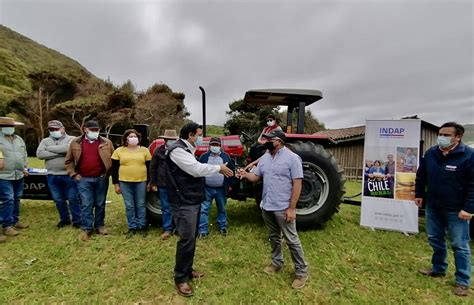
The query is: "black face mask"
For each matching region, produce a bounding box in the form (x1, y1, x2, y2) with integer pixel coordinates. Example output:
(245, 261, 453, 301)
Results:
(264, 141, 276, 152)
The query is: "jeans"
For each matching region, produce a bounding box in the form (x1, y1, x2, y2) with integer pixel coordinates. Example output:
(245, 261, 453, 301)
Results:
(199, 186, 227, 234)
(119, 181, 147, 230)
(0, 178, 24, 228)
(261, 209, 308, 276)
(426, 207, 471, 286)
(159, 187, 174, 232)
(76, 176, 109, 231)
(47, 175, 81, 225)
(170, 203, 201, 284)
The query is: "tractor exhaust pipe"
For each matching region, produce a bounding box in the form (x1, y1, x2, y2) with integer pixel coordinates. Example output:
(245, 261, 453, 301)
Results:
(199, 86, 206, 137)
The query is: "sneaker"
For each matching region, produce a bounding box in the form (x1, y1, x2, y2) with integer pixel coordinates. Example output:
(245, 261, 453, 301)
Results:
(263, 264, 282, 274)
(418, 268, 446, 278)
(96, 227, 108, 235)
(161, 231, 172, 240)
(78, 230, 91, 241)
(453, 284, 469, 297)
(0, 234, 6, 243)
(198, 232, 209, 239)
(57, 221, 71, 228)
(219, 228, 228, 236)
(4, 226, 19, 237)
(292, 275, 308, 289)
(14, 222, 29, 229)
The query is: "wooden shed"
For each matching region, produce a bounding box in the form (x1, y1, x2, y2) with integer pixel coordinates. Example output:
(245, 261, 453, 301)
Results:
(316, 116, 439, 180)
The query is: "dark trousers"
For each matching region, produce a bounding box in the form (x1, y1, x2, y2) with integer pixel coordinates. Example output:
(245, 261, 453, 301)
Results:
(170, 203, 201, 284)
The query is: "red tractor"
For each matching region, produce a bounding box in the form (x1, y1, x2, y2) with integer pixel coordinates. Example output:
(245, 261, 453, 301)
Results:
(146, 89, 346, 228)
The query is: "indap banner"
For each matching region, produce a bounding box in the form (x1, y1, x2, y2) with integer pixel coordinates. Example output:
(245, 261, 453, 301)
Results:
(360, 119, 421, 233)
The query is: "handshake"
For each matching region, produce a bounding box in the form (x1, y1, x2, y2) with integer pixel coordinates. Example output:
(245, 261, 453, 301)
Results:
(219, 163, 234, 178)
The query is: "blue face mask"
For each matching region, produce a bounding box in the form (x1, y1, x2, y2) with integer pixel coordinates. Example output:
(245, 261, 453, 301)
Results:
(437, 135, 452, 148)
(166, 140, 176, 148)
(50, 131, 62, 139)
(1, 127, 15, 135)
(210, 146, 221, 154)
(195, 135, 203, 146)
(86, 131, 99, 141)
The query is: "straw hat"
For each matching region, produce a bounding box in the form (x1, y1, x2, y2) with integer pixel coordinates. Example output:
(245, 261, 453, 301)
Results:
(0, 117, 24, 127)
(158, 129, 178, 140)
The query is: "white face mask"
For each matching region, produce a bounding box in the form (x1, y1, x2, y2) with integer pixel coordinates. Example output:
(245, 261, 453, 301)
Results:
(267, 120, 275, 127)
(127, 137, 139, 146)
(1, 127, 15, 135)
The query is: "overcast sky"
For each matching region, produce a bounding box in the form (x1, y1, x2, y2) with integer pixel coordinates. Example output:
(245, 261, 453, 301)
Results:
(1, 0, 472, 129)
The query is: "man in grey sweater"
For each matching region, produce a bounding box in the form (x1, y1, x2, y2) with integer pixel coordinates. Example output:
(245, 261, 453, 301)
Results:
(37, 120, 81, 228)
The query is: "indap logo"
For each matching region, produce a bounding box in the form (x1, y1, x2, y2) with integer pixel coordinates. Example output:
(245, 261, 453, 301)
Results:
(379, 127, 405, 138)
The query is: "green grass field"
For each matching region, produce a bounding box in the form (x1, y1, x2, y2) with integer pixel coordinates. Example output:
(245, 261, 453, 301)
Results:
(0, 160, 472, 304)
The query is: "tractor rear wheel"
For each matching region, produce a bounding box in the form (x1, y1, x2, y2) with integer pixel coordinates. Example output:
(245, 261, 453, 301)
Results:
(146, 192, 163, 226)
(287, 141, 346, 228)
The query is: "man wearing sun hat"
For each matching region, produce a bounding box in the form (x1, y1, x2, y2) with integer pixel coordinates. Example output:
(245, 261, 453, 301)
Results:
(0, 117, 29, 241)
(237, 129, 308, 289)
(149, 129, 179, 240)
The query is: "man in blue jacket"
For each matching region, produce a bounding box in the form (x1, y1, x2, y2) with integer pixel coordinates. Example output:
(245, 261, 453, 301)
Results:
(415, 122, 473, 297)
(198, 137, 235, 237)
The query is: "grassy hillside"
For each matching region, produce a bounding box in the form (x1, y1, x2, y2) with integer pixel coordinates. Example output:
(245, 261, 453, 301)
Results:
(0, 24, 99, 113)
(463, 124, 474, 146)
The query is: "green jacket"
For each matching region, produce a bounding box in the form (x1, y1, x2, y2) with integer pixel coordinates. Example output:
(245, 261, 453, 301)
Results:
(0, 133, 28, 180)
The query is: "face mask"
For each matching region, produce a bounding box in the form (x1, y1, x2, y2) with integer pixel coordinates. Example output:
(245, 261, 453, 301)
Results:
(50, 131, 62, 139)
(86, 131, 99, 141)
(437, 135, 452, 148)
(166, 140, 176, 148)
(1, 127, 15, 135)
(267, 120, 275, 127)
(195, 135, 203, 146)
(128, 137, 139, 145)
(210, 146, 221, 154)
(264, 141, 276, 152)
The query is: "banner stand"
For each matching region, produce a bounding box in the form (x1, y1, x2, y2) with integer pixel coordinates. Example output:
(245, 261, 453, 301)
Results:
(360, 119, 421, 234)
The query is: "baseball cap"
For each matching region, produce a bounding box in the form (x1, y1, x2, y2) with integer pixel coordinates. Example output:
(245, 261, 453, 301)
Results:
(262, 129, 287, 143)
(84, 120, 100, 129)
(47, 120, 64, 129)
(209, 137, 221, 145)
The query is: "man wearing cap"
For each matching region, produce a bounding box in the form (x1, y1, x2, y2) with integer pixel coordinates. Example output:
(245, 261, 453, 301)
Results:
(198, 137, 235, 237)
(37, 120, 81, 228)
(237, 129, 309, 289)
(65, 120, 114, 241)
(0, 117, 29, 241)
(149, 129, 178, 240)
(166, 122, 234, 297)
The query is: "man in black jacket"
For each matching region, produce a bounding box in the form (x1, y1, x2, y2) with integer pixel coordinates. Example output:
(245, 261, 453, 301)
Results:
(415, 122, 473, 297)
(149, 130, 178, 240)
(166, 122, 233, 297)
